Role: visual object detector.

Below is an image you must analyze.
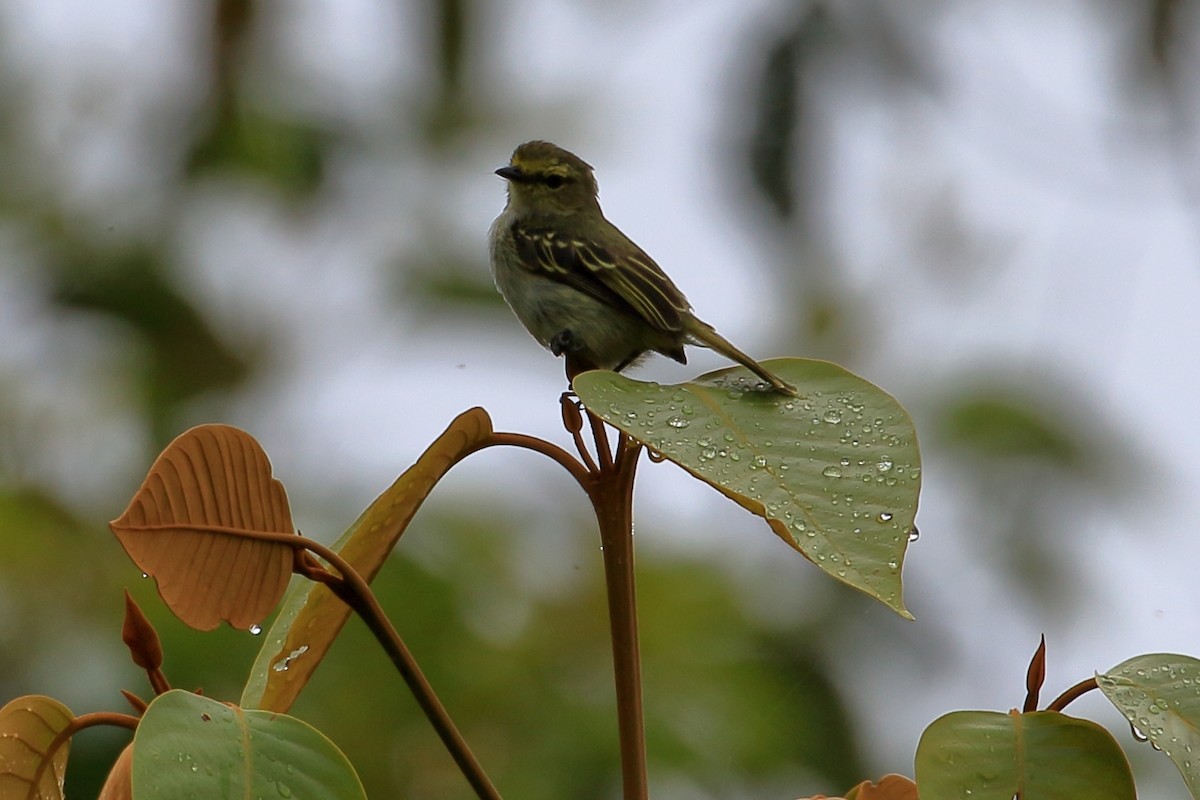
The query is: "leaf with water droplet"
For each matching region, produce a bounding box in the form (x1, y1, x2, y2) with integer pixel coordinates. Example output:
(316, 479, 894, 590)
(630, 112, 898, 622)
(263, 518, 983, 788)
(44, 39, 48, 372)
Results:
(241, 408, 494, 712)
(916, 710, 1134, 800)
(109, 424, 296, 632)
(133, 690, 365, 799)
(1098, 653, 1200, 795)
(0, 695, 73, 799)
(574, 359, 921, 618)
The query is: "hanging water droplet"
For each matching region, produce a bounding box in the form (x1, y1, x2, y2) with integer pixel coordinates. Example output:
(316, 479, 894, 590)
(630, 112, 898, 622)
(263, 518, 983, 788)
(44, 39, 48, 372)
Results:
(249, 624, 263, 636)
(907, 527, 920, 542)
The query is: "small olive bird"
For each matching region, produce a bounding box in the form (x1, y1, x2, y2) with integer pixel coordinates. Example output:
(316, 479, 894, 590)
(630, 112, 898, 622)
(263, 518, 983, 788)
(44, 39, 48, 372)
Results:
(488, 140, 796, 395)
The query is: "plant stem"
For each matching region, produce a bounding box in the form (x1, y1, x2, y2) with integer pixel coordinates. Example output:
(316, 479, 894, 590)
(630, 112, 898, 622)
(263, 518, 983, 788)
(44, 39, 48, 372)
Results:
(1046, 677, 1099, 712)
(297, 538, 504, 800)
(585, 414, 647, 800)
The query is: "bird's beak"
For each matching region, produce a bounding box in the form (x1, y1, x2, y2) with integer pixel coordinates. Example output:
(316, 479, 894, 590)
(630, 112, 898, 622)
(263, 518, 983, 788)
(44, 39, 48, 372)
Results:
(495, 165, 528, 182)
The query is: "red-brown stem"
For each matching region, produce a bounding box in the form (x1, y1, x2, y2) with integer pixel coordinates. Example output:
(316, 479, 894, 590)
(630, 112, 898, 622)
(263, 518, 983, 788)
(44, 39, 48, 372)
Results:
(586, 415, 647, 800)
(32, 712, 140, 792)
(475, 432, 592, 490)
(1047, 677, 1100, 712)
(591, 411, 616, 471)
(297, 536, 503, 800)
(174, 526, 501, 800)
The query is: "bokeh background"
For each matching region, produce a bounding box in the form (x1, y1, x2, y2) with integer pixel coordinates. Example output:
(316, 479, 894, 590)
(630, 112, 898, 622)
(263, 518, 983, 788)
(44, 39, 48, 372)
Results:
(2, 1, 1199, 797)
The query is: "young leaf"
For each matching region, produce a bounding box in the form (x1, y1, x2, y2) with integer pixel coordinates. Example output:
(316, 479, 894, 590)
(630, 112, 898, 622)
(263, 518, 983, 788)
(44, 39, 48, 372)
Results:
(573, 360, 920, 617)
(241, 407, 493, 712)
(0, 695, 73, 800)
(132, 690, 365, 800)
(915, 710, 1134, 799)
(96, 744, 132, 800)
(1097, 653, 1200, 797)
(843, 774, 918, 799)
(121, 591, 163, 671)
(110, 424, 295, 632)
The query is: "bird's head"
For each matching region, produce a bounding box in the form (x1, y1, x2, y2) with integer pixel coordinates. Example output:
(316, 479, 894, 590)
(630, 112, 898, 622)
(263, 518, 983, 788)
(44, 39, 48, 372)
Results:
(496, 141, 600, 219)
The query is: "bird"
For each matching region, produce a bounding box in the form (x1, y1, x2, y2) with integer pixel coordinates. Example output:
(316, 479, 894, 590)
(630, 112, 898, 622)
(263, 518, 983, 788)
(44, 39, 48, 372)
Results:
(488, 140, 796, 396)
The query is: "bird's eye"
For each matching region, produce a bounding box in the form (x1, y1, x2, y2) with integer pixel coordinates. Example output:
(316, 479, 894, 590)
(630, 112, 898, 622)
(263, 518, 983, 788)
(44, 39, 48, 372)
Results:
(544, 174, 566, 189)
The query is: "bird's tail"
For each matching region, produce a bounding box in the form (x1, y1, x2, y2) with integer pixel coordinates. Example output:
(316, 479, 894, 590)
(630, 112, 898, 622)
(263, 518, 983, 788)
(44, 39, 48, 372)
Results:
(684, 318, 797, 396)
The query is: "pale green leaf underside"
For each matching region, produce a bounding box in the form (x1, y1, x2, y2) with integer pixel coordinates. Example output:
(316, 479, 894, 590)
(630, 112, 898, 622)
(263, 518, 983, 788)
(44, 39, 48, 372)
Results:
(1098, 653, 1200, 798)
(574, 359, 920, 617)
(915, 710, 1135, 800)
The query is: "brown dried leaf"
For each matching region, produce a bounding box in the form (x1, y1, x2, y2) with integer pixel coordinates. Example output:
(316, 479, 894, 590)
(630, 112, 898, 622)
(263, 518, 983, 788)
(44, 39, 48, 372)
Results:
(242, 407, 493, 713)
(0, 695, 73, 800)
(110, 424, 295, 631)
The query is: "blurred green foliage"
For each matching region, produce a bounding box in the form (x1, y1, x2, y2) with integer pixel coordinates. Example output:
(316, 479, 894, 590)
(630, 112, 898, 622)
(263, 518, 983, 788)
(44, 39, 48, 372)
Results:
(0, 0, 1169, 797)
(284, 509, 863, 798)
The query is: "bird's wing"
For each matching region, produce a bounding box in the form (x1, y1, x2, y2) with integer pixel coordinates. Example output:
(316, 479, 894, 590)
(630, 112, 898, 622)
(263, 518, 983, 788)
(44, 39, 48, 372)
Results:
(511, 223, 690, 332)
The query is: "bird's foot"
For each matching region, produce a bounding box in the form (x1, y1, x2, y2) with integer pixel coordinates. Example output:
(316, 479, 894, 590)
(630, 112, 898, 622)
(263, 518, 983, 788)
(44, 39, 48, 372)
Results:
(550, 328, 584, 357)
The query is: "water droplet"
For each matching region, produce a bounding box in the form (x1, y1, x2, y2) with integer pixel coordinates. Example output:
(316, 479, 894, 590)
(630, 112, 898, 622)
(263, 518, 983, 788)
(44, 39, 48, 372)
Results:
(875, 456, 894, 473)
(878, 512, 893, 523)
(907, 527, 920, 542)
(249, 624, 263, 636)
(141, 572, 149, 579)
(752, 455, 768, 468)
(667, 416, 689, 428)
(823, 409, 843, 424)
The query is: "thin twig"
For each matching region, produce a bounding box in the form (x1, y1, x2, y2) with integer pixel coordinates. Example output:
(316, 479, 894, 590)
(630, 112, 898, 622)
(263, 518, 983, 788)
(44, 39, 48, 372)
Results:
(589, 410, 615, 471)
(1047, 677, 1099, 712)
(33, 712, 140, 791)
(297, 536, 504, 800)
(474, 431, 593, 489)
(173, 527, 503, 800)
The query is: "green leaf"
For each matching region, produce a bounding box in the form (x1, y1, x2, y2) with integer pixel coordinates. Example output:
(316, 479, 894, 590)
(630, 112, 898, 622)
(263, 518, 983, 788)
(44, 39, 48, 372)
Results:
(132, 690, 365, 800)
(241, 407, 494, 712)
(1098, 653, 1200, 797)
(915, 710, 1134, 800)
(573, 359, 920, 618)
